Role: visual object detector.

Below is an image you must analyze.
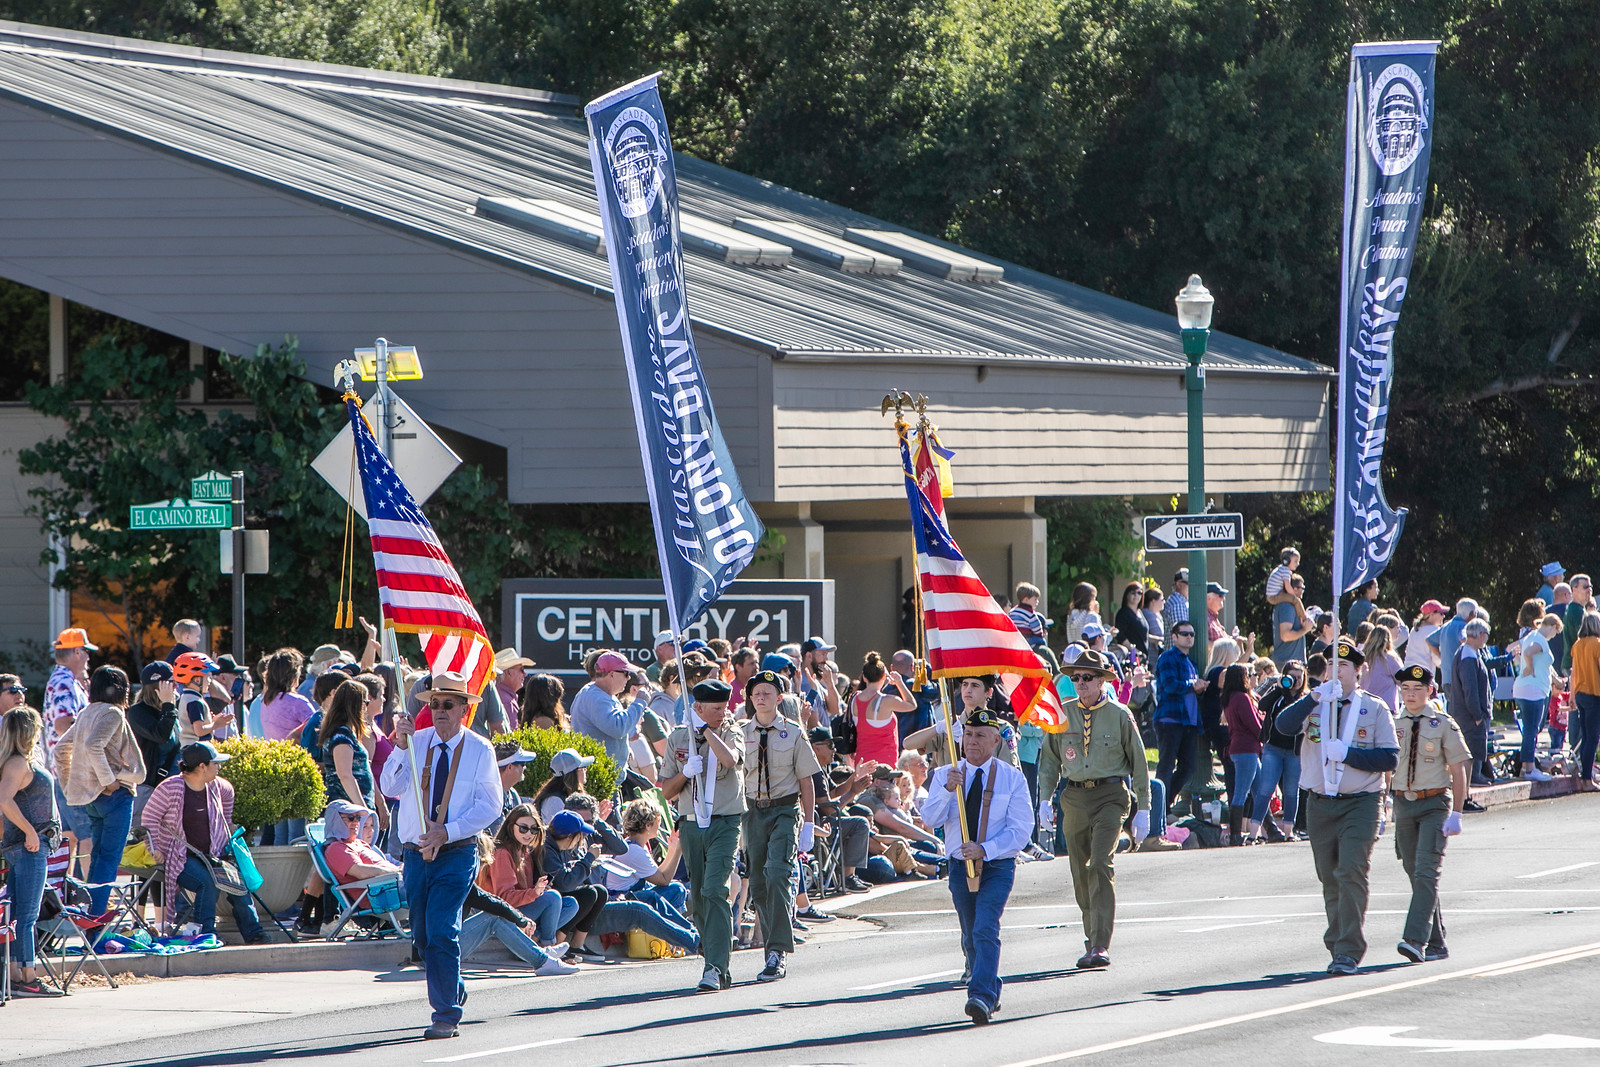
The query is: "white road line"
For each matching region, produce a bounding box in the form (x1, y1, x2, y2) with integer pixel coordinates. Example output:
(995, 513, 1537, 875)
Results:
(1473, 946, 1600, 978)
(1516, 861, 1599, 880)
(848, 968, 964, 991)
(988, 941, 1600, 1067)
(425, 1037, 580, 1062)
(855, 889, 1600, 917)
(1181, 919, 1285, 934)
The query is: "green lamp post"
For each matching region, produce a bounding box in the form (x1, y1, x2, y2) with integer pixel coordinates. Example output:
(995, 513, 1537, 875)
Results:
(1176, 274, 1214, 670)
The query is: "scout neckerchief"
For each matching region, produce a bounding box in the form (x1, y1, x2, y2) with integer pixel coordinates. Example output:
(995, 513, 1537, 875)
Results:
(753, 713, 780, 801)
(417, 733, 465, 826)
(1078, 691, 1109, 750)
(1404, 711, 1423, 786)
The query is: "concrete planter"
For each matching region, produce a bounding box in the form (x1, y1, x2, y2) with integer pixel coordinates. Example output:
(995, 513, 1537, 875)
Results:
(250, 843, 313, 915)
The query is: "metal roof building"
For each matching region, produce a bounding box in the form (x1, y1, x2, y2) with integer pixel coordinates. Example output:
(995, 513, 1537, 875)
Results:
(0, 21, 1330, 657)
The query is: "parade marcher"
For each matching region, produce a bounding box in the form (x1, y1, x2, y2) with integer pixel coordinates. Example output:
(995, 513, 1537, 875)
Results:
(1274, 639, 1398, 975)
(740, 670, 822, 982)
(658, 679, 745, 992)
(378, 671, 503, 1040)
(1389, 664, 1471, 964)
(919, 708, 1033, 1026)
(1036, 649, 1152, 968)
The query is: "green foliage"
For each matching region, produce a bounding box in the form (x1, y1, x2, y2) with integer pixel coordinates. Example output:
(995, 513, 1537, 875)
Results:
(495, 725, 621, 800)
(1037, 497, 1143, 614)
(216, 737, 327, 829)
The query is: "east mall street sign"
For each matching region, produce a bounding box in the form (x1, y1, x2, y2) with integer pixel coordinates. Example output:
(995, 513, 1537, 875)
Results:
(1142, 513, 1245, 553)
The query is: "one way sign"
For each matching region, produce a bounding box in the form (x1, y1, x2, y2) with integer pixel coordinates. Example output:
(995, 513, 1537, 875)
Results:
(1142, 513, 1244, 553)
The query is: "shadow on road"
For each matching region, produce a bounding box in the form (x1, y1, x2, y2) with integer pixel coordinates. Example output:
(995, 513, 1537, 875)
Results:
(85, 1032, 419, 1067)
(1149, 961, 1412, 998)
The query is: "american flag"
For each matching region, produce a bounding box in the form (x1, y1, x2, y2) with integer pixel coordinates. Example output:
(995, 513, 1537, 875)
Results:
(348, 397, 494, 696)
(899, 426, 1068, 732)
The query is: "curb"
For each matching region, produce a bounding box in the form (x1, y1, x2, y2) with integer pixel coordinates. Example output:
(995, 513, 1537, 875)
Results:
(1468, 774, 1594, 809)
(94, 936, 413, 979)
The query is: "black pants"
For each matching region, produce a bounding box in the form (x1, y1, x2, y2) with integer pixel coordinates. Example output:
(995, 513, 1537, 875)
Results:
(562, 884, 606, 935)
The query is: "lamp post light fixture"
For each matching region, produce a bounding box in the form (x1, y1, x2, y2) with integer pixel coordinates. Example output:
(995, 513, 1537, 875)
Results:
(1176, 274, 1214, 668)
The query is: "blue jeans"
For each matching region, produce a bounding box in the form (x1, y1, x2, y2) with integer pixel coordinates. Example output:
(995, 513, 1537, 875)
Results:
(402, 845, 478, 1030)
(79, 788, 134, 914)
(1516, 698, 1548, 764)
(257, 818, 307, 847)
(54, 780, 90, 841)
(1575, 693, 1600, 779)
(4, 847, 48, 965)
(588, 899, 699, 953)
(516, 890, 578, 943)
(176, 854, 263, 940)
(1154, 722, 1198, 811)
(1252, 745, 1301, 827)
(631, 880, 691, 922)
(1230, 754, 1261, 821)
(950, 856, 1015, 1010)
(1147, 777, 1167, 837)
(459, 911, 549, 966)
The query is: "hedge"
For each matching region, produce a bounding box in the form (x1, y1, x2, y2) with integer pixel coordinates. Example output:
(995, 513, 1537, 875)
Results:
(496, 726, 621, 800)
(215, 737, 328, 830)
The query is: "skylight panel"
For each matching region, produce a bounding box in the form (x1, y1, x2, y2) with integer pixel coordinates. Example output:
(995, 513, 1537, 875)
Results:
(844, 229, 1004, 283)
(733, 219, 901, 276)
(476, 197, 603, 252)
(680, 216, 792, 267)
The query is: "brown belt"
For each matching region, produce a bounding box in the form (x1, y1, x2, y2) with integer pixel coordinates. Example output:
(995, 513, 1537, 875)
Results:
(1396, 787, 1448, 801)
(1066, 777, 1123, 790)
(749, 793, 799, 810)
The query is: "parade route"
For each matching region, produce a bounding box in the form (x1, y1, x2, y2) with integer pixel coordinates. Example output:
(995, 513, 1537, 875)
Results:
(15, 792, 1599, 1067)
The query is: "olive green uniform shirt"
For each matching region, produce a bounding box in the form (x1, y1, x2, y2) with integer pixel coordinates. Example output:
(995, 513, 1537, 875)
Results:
(1391, 699, 1472, 792)
(741, 714, 823, 801)
(1037, 694, 1151, 810)
(660, 720, 747, 818)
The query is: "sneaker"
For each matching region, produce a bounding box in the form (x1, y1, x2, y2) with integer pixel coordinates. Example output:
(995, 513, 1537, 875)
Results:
(1525, 767, 1553, 782)
(535, 957, 580, 976)
(1026, 843, 1055, 862)
(697, 966, 723, 992)
(793, 934, 806, 945)
(423, 1024, 458, 1040)
(1396, 940, 1426, 963)
(1138, 835, 1182, 852)
(1075, 946, 1097, 969)
(792, 918, 809, 932)
(1462, 799, 1487, 813)
(842, 876, 871, 893)
(957, 965, 972, 985)
(795, 906, 835, 923)
(11, 979, 64, 998)
(544, 941, 570, 959)
(1424, 946, 1449, 962)
(758, 950, 787, 982)
(571, 944, 608, 962)
(964, 997, 992, 1025)
(1085, 948, 1110, 968)
(1327, 955, 1359, 975)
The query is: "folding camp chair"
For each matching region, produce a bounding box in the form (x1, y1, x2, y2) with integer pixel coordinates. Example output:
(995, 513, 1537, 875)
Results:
(1, 873, 11, 1005)
(35, 886, 118, 993)
(305, 823, 406, 941)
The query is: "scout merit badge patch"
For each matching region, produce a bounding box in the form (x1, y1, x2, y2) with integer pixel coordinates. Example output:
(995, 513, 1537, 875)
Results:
(1064, 746, 1077, 761)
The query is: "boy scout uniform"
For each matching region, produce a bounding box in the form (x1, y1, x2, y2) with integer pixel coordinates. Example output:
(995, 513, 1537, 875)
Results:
(741, 683, 822, 958)
(1036, 651, 1151, 961)
(660, 688, 746, 989)
(1390, 665, 1472, 957)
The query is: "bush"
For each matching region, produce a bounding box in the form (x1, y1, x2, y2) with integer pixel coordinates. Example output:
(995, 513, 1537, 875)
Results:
(216, 737, 328, 830)
(496, 726, 621, 800)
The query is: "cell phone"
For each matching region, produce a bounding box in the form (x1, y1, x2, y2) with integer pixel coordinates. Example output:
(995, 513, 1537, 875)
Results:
(231, 677, 245, 700)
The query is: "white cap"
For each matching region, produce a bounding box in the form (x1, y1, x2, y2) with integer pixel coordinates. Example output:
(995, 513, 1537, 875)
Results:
(653, 631, 676, 647)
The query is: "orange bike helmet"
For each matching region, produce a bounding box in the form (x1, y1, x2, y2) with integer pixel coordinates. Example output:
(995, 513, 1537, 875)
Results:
(172, 651, 219, 688)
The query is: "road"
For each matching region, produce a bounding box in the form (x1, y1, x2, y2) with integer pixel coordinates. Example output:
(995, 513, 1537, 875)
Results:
(18, 793, 1600, 1066)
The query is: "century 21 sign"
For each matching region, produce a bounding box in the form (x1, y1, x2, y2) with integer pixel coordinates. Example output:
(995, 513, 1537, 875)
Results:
(502, 578, 834, 679)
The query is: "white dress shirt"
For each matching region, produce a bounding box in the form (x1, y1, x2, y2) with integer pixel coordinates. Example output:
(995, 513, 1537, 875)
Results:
(920, 756, 1035, 861)
(379, 726, 502, 846)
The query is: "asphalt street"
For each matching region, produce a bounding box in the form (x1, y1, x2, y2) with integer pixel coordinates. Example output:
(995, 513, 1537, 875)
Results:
(20, 793, 1600, 1067)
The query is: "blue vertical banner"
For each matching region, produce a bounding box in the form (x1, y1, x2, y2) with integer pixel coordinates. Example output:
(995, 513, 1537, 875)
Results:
(585, 74, 764, 635)
(1332, 41, 1438, 597)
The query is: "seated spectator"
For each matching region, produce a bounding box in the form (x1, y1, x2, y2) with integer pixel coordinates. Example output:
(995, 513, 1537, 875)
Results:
(897, 751, 930, 806)
(483, 803, 579, 945)
(605, 799, 690, 924)
(542, 810, 612, 961)
(808, 729, 871, 893)
(320, 798, 400, 915)
(141, 742, 266, 944)
(462, 834, 577, 975)
(490, 740, 538, 835)
(562, 791, 627, 849)
(534, 749, 596, 823)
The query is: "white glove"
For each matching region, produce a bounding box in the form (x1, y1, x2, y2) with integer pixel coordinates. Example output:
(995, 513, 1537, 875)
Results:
(1131, 810, 1150, 840)
(1442, 811, 1463, 837)
(798, 822, 815, 852)
(681, 754, 705, 778)
(1314, 680, 1342, 703)
(1038, 798, 1054, 827)
(934, 715, 947, 736)
(1322, 738, 1349, 763)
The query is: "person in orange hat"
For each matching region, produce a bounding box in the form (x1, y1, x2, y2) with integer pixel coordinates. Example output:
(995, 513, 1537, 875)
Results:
(45, 628, 98, 871)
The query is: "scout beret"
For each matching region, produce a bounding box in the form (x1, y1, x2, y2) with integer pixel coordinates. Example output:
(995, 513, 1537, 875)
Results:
(692, 679, 732, 702)
(745, 670, 788, 695)
(1395, 664, 1434, 685)
(964, 708, 1005, 731)
(1334, 637, 1365, 666)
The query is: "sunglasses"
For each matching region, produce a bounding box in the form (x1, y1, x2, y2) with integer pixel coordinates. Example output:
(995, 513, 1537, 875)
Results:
(513, 823, 538, 834)
(1173, 630, 1195, 638)
(3, 686, 25, 695)
(1069, 674, 1101, 684)
(429, 698, 460, 711)
(339, 813, 362, 823)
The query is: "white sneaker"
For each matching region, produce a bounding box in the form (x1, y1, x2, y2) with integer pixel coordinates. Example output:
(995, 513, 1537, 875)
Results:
(544, 941, 570, 959)
(1526, 767, 1553, 782)
(535, 957, 580, 976)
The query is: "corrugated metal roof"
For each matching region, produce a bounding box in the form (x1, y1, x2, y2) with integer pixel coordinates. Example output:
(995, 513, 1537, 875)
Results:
(0, 21, 1327, 377)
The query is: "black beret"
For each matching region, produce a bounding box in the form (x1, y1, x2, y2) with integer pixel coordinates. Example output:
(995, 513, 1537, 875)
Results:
(746, 670, 788, 695)
(1394, 664, 1434, 685)
(1335, 637, 1365, 666)
(692, 679, 732, 702)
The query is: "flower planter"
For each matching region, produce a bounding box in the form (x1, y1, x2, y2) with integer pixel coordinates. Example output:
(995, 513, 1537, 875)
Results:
(249, 843, 313, 915)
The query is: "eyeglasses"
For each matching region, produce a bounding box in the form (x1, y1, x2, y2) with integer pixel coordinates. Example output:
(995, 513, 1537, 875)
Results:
(429, 698, 460, 711)
(338, 813, 362, 823)
(2, 686, 25, 695)
(1069, 674, 1100, 684)
(513, 823, 538, 835)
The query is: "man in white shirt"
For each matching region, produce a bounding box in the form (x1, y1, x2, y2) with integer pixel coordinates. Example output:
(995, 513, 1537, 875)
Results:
(920, 708, 1034, 1026)
(380, 671, 503, 1040)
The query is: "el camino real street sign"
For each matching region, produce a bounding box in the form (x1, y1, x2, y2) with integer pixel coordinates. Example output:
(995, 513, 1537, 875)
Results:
(1142, 513, 1245, 553)
(129, 499, 231, 531)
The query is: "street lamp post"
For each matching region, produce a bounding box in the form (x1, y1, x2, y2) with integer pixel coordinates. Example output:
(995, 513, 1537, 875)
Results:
(1176, 274, 1214, 670)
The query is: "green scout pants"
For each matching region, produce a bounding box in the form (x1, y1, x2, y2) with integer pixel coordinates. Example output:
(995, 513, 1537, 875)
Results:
(1307, 790, 1380, 962)
(742, 798, 801, 953)
(1393, 793, 1451, 948)
(681, 813, 741, 979)
(1060, 781, 1129, 949)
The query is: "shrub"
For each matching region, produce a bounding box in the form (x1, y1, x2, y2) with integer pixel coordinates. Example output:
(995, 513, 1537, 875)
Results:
(496, 726, 620, 799)
(216, 737, 328, 830)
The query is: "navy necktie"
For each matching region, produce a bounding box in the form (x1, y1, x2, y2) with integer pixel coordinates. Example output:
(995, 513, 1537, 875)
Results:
(964, 765, 984, 841)
(430, 741, 450, 822)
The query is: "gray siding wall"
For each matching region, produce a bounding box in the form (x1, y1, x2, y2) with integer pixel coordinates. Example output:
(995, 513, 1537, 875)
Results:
(772, 360, 1330, 500)
(0, 100, 771, 505)
(0, 407, 61, 660)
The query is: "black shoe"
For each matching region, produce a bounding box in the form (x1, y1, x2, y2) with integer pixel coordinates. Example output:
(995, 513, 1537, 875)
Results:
(1425, 946, 1449, 962)
(457, 986, 468, 1007)
(1327, 955, 1359, 975)
(1396, 940, 1425, 963)
(423, 1025, 458, 1040)
(244, 932, 271, 946)
(964, 997, 991, 1026)
(1462, 799, 1486, 813)
(758, 950, 787, 982)
(843, 876, 871, 893)
(795, 906, 836, 923)
(1085, 948, 1110, 968)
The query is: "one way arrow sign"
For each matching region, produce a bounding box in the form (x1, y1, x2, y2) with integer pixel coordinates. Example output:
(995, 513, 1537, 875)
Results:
(1142, 513, 1244, 553)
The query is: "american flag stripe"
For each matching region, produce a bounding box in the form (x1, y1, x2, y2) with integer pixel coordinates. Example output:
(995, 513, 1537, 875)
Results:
(349, 397, 495, 697)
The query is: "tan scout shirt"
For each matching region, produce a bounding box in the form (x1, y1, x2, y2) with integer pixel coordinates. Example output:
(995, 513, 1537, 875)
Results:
(660, 721, 746, 818)
(1392, 700, 1472, 792)
(1036, 695, 1151, 810)
(742, 715, 822, 802)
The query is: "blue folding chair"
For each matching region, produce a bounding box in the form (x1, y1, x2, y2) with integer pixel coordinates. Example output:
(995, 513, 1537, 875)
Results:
(304, 822, 407, 941)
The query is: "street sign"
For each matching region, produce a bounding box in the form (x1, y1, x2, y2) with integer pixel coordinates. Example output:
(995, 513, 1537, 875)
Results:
(219, 529, 270, 574)
(129, 499, 231, 530)
(1142, 512, 1244, 552)
(311, 392, 460, 518)
(190, 470, 233, 501)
